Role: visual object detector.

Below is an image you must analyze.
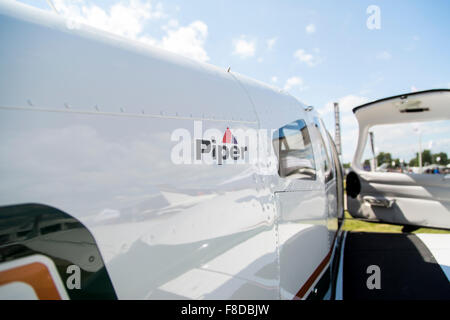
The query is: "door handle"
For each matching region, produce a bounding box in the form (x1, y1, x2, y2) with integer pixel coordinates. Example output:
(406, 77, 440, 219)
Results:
(363, 196, 395, 208)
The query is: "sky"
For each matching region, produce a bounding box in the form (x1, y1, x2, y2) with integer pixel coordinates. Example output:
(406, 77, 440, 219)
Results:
(15, 0, 450, 163)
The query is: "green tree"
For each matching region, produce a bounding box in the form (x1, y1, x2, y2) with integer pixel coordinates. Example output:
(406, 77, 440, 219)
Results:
(422, 149, 432, 166)
(376, 152, 392, 167)
(408, 149, 448, 167)
(432, 152, 448, 165)
(409, 157, 418, 167)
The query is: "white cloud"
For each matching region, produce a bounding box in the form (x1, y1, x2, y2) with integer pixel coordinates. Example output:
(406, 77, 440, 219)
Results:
(266, 37, 277, 50)
(321, 95, 450, 163)
(51, 1, 210, 62)
(320, 95, 369, 125)
(293, 48, 320, 67)
(161, 18, 179, 31)
(405, 36, 420, 52)
(376, 51, 392, 60)
(271, 76, 278, 83)
(305, 23, 316, 34)
(335, 95, 370, 113)
(320, 95, 370, 162)
(159, 20, 209, 62)
(53, 0, 165, 38)
(368, 121, 450, 162)
(283, 77, 304, 91)
(257, 57, 264, 63)
(232, 36, 256, 58)
(434, 137, 450, 151)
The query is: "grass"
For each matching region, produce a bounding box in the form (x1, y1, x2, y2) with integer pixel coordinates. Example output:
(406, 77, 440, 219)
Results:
(343, 211, 450, 234)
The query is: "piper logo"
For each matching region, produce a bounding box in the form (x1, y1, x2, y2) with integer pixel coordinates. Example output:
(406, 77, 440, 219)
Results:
(196, 127, 248, 165)
(171, 121, 278, 173)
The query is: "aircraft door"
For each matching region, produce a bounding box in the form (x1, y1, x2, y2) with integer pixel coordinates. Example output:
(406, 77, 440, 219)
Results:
(272, 119, 331, 299)
(347, 169, 450, 230)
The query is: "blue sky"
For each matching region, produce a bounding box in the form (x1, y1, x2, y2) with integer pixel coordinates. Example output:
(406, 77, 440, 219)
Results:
(16, 0, 450, 163)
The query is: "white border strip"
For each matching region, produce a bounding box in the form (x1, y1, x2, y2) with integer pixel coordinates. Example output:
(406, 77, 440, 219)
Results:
(335, 231, 347, 300)
(0, 254, 69, 300)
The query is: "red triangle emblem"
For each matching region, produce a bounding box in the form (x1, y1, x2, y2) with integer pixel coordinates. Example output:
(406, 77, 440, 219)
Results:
(222, 127, 237, 144)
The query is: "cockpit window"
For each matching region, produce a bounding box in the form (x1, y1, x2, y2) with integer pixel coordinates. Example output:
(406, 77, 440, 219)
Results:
(313, 117, 334, 183)
(273, 120, 316, 180)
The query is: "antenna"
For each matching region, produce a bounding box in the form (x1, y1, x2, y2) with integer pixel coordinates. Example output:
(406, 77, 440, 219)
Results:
(333, 102, 342, 156)
(46, 0, 59, 14)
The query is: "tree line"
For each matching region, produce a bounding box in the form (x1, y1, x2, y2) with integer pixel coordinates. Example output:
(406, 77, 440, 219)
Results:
(365, 150, 448, 168)
(342, 150, 449, 169)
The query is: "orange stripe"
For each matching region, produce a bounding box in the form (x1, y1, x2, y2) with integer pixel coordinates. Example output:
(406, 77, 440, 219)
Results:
(293, 232, 339, 300)
(293, 249, 332, 299)
(0, 262, 62, 300)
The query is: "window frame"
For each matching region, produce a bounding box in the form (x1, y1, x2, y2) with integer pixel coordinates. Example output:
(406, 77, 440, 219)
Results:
(272, 119, 317, 181)
(312, 117, 335, 184)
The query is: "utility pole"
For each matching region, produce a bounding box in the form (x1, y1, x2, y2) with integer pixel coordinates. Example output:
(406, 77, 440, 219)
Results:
(334, 102, 342, 156)
(414, 127, 423, 173)
(369, 131, 376, 171)
(418, 132, 423, 173)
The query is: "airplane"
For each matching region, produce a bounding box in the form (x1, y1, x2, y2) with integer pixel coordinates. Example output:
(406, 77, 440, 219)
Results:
(0, 0, 344, 300)
(0, 1, 448, 300)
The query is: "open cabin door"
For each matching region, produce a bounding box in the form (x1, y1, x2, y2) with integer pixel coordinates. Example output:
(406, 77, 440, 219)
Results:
(346, 89, 450, 230)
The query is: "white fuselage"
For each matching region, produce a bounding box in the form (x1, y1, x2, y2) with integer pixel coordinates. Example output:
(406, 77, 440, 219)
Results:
(0, 0, 341, 299)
